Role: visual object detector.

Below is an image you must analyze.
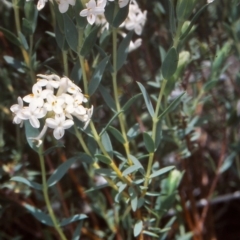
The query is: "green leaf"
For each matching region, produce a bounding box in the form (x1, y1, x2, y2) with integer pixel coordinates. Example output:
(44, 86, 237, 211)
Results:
(99, 84, 117, 112)
(128, 186, 138, 212)
(116, 181, 127, 193)
(85, 183, 109, 193)
(161, 47, 178, 79)
(129, 155, 144, 171)
(18, 32, 29, 50)
(10, 176, 42, 190)
(143, 132, 155, 153)
(43, 143, 65, 155)
(47, 157, 78, 187)
(3, 56, 25, 73)
(24, 204, 53, 226)
(220, 152, 236, 173)
(47, 154, 94, 187)
(72, 221, 83, 240)
(95, 168, 116, 177)
(74, 0, 87, 28)
(63, 13, 78, 52)
(95, 154, 112, 165)
(101, 132, 113, 158)
(55, 21, 68, 50)
(143, 231, 159, 238)
(100, 111, 123, 136)
(134, 220, 143, 237)
(117, 31, 133, 70)
(122, 93, 142, 111)
(0, 27, 21, 47)
(122, 165, 140, 176)
(60, 214, 87, 226)
(70, 60, 82, 83)
(104, 1, 115, 25)
(127, 123, 139, 140)
(24, 120, 40, 152)
(22, 18, 34, 36)
(176, 0, 195, 21)
(80, 26, 100, 56)
(180, 3, 211, 40)
(203, 80, 218, 91)
(108, 126, 125, 144)
(136, 82, 154, 117)
(158, 92, 185, 119)
(149, 166, 175, 179)
(155, 121, 162, 149)
(113, 3, 130, 28)
(88, 56, 109, 95)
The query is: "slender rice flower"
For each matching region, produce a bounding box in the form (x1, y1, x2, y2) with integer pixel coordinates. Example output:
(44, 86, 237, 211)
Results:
(57, 0, 76, 13)
(10, 74, 93, 145)
(80, 0, 105, 25)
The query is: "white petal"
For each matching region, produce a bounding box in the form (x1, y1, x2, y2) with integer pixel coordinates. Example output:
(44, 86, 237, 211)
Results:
(87, 14, 96, 25)
(59, 2, 69, 13)
(46, 118, 58, 128)
(119, 0, 129, 8)
(68, 0, 75, 6)
(23, 94, 34, 103)
(80, 9, 88, 17)
(62, 119, 74, 129)
(53, 127, 64, 140)
(30, 116, 40, 128)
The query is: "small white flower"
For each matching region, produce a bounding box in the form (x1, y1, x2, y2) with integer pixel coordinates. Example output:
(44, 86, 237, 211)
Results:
(10, 97, 27, 125)
(67, 80, 82, 95)
(44, 93, 65, 114)
(46, 114, 74, 140)
(37, 0, 48, 10)
(129, 38, 142, 52)
(22, 103, 47, 128)
(23, 84, 51, 107)
(118, 0, 129, 8)
(37, 74, 60, 91)
(58, 0, 76, 13)
(80, 0, 105, 25)
(83, 105, 94, 129)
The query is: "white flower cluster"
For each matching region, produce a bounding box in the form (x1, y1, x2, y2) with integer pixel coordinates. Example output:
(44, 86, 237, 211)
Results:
(94, 0, 147, 51)
(10, 74, 93, 143)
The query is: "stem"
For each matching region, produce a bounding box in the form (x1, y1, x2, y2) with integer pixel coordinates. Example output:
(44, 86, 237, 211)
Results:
(12, 0, 35, 84)
(78, 28, 88, 95)
(62, 51, 69, 76)
(77, 27, 131, 185)
(38, 147, 67, 240)
(74, 125, 129, 195)
(112, 28, 132, 165)
(143, 79, 167, 193)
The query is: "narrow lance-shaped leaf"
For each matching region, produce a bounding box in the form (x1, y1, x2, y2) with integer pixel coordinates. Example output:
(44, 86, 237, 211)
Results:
(161, 47, 178, 79)
(24, 204, 54, 226)
(113, 2, 130, 28)
(24, 120, 40, 153)
(143, 132, 155, 153)
(158, 92, 185, 119)
(129, 186, 138, 212)
(11, 176, 42, 190)
(122, 93, 142, 111)
(149, 166, 175, 179)
(99, 84, 117, 112)
(60, 214, 87, 226)
(95, 154, 112, 165)
(101, 132, 113, 158)
(136, 82, 154, 117)
(80, 26, 100, 56)
(122, 165, 140, 176)
(63, 13, 78, 53)
(117, 31, 133, 70)
(100, 110, 123, 136)
(88, 56, 109, 95)
(134, 220, 143, 237)
(0, 27, 21, 47)
(108, 126, 125, 144)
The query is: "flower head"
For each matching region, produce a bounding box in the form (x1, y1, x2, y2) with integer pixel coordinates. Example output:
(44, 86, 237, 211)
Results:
(80, 0, 105, 25)
(10, 74, 93, 144)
